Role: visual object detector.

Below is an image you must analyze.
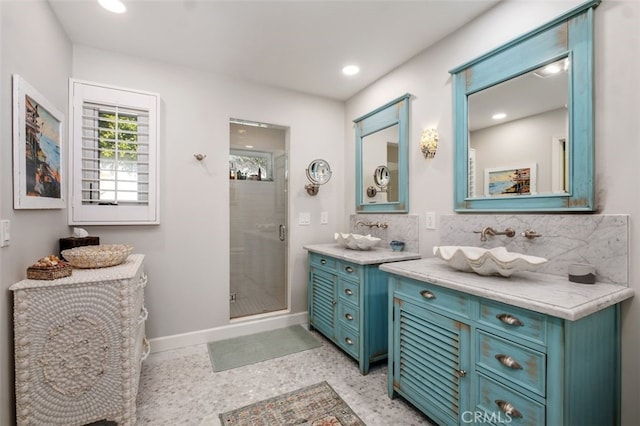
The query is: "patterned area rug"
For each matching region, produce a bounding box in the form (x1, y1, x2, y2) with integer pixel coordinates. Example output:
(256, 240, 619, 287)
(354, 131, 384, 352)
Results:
(219, 381, 365, 425)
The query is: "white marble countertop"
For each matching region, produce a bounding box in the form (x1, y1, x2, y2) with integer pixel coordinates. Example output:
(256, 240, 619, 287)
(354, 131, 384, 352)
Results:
(380, 258, 634, 321)
(304, 244, 421, 265)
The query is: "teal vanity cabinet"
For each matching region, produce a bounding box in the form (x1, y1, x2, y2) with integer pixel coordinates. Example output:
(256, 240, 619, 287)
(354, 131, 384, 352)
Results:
(382, 259, 633, 426)
(305, 244, 420, 374)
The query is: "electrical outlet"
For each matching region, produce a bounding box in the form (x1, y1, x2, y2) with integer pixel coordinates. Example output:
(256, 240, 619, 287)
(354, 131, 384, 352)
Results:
(425, 212, 436, 230)
(299, 212, 311, 226)
(320, 211, 329, 224)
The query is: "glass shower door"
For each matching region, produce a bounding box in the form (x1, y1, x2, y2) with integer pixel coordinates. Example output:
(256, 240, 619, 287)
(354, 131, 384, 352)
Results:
(229, 121, 287, 319)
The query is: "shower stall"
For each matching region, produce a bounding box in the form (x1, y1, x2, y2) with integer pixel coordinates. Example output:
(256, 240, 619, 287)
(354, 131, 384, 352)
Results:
(229, 119, 287, 319)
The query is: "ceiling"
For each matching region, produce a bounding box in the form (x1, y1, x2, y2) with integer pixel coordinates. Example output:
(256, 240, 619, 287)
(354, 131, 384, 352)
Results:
(48, 0, 500, 101)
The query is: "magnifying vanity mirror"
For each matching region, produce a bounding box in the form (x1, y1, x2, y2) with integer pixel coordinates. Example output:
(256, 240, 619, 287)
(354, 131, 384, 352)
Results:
(450, 0, 598, 212)
(305, 159, 332, 196)
(354, 93, 410, 213)
(374, 165, 390, 189)
(367, 165, 391, 198)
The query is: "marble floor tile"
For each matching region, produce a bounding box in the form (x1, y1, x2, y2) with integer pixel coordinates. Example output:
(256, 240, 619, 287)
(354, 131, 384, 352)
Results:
(135, 329, 433, 425)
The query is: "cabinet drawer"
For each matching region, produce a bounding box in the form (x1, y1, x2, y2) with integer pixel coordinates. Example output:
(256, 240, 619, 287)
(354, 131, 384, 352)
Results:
(394, 278, 470, 318)
(479, 300, 547, 347)
(309, 253, 336, 269)
(476, 330, 546, 397)
(338, 260, 361, 279)
(337, 324, 360, 359)
(338, 302, 360, 331)
(476, 373, 545, 425)
(338, 279, 360, 305)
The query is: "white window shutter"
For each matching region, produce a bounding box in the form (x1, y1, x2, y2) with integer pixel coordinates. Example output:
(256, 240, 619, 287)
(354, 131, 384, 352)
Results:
(69, 80, 160, 224)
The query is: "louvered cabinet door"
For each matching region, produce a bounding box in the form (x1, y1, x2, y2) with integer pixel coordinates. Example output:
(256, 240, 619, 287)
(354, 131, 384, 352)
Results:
(308, 267, 337, 340)
(391, 298, 471, 426)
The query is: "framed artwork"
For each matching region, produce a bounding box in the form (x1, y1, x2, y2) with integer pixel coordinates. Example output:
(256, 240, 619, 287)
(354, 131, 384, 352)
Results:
(484, 163, 537, 197)
(13, 74, 65, 209)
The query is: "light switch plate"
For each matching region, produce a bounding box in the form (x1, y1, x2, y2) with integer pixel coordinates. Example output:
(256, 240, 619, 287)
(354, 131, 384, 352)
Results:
(320, 211, 328, 224)
(299, 212, 311, 226)
(1, 220, 10, 247)
(425, 212, 436, 230)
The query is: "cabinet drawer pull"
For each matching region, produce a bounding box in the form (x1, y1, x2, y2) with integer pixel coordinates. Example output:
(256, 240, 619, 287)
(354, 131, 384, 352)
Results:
(345, 337, 353, 345)
(344, 288, 354, 296)
(344, 266, 354, 273)
(495, 354, 523, 370)
(495, 400, 523, 419)
(456, 369, 467, 378)
(345, 313, 353, 321)
(320, 259, 327, 265)
(420, 290, 436, 300)
(496, 313, 524, 326)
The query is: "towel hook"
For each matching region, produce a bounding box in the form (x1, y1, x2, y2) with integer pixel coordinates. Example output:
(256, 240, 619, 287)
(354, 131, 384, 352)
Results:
(194, 153, 207, 161)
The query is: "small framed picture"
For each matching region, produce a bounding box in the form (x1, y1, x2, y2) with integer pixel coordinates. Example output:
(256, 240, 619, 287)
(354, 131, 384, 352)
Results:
(13, 74, 65, 209)
(484, 163, 537, 197)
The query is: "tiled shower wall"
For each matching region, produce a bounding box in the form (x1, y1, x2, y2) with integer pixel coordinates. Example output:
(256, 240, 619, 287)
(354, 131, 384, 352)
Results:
(439, 214, 629, 285)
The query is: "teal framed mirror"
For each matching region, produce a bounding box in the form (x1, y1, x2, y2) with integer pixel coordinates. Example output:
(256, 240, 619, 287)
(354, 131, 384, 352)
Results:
(450, 1, 598, 212)
(354, 93, 410, 213)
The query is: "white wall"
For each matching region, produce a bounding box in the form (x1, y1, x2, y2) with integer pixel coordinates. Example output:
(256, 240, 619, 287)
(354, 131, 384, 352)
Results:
(345, 0, 640, 422)
(0, 1, 72, 424)
(70, 45, 345, 340)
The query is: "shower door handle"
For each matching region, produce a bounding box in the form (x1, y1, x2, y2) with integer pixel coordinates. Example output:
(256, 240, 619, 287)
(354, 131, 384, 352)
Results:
(279, 224, 286, 241)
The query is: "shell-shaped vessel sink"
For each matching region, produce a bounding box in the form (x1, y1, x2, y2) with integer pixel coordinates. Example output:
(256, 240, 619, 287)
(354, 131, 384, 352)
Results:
(433, 246, 548, 277)
(335, 233, 381, 250)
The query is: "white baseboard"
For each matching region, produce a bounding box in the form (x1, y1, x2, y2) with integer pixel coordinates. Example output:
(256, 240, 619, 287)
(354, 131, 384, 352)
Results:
(148, 311, 308, 353)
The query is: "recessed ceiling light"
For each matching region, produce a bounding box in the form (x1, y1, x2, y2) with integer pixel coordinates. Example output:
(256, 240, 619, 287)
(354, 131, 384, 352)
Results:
(98, 0, 127, 14)
(342, 65, 360, 76)
(533, 58, 569, 78)
(543, 63, 562, 74)
(492, 112, 507, 120)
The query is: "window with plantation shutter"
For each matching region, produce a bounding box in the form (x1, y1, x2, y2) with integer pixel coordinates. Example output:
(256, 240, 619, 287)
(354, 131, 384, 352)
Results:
(69, 80, 160, 224)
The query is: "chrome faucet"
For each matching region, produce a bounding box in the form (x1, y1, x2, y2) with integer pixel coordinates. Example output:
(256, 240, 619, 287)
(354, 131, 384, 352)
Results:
(475, 226, 516, 242)
(356, 220, 389, 229)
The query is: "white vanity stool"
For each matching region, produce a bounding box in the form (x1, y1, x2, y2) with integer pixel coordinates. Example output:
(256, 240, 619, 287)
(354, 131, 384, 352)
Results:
(10, 254, 149, 426)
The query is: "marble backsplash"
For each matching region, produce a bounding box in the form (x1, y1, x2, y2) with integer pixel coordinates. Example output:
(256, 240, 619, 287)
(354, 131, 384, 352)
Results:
(439, 214, 629, 286)
(350, 214, 420, 253)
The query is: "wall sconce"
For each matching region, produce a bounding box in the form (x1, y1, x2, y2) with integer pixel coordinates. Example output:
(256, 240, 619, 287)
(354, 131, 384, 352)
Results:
(420, 128, 439, 159)
(305, 159, 332, 196)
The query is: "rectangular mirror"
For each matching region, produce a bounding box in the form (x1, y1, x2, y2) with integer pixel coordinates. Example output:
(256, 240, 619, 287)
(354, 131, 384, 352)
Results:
(354, 94, 410, 213)
(450, 0, 598, 212)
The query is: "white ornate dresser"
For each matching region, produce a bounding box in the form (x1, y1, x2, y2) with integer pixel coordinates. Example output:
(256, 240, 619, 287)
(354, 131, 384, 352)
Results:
(10, 254, 149, 425)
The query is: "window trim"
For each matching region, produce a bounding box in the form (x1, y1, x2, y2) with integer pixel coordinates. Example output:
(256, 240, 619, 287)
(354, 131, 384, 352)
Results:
(68, 79, 160, 225)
